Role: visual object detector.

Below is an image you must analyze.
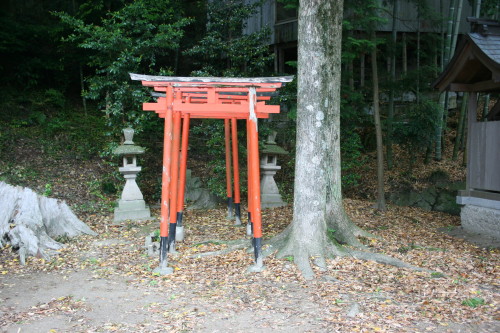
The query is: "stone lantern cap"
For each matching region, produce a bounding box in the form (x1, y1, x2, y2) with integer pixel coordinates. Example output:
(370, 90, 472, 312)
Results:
(113, 144, 145, 156)
(261, 143, 288, 156)
(112, 127, 145, 156)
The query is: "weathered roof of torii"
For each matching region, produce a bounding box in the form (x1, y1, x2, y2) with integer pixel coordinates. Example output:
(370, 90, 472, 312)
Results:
(433, 18, 500, 92)
(130, 73, 294, 120)
(130, 73, 294, 86)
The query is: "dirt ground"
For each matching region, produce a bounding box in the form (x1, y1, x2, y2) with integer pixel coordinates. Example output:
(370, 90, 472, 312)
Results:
(1, 202, 499, 333)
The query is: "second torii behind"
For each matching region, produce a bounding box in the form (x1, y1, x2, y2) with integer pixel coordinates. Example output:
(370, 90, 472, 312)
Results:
(130, 73, 293, 274)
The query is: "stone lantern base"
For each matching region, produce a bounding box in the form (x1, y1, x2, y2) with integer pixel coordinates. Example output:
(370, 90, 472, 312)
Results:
(114, 199, 151, 222)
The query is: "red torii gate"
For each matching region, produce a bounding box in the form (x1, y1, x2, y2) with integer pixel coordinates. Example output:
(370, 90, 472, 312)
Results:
(130, 73, 293, 273)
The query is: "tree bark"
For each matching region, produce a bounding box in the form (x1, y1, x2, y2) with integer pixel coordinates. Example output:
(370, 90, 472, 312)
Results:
(0, 182, 97, 264)
(274, 0, 345, 279)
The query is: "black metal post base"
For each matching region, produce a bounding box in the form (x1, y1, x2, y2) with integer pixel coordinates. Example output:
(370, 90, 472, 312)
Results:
(167, 223, 177, 253)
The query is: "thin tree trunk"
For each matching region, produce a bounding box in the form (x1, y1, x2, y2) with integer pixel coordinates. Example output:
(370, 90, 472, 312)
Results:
(475, 0, 482, 18)
(450, 0, 464, 57)
(360, 53, 365, 87)
(348, 59, 354, 90)
(386, 0, 399, 170)
(438, 0, 461, 160)
(440, 0, 445, 70)
(72, 0, 87, 116)
(402, 32, 407, 74)
(435, 0, 456, 161)
(371, 31, 386, 212)
(79, 65, 87, 116)
(444, 0, 456, 65)
(416, 10, 421, 104)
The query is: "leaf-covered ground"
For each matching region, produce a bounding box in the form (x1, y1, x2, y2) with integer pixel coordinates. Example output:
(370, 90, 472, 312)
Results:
(1, 123, 498, 332)
(1, 201, 498, 332)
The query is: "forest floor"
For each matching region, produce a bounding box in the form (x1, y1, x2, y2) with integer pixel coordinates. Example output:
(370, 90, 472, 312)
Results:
(1, 134, 499, 332)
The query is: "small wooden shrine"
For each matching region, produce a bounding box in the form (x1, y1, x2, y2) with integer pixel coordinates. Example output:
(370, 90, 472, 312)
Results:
(433, 18, 500, 239)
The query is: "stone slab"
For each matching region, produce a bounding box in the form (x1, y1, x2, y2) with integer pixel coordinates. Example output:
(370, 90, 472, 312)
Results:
(460, 204, 500, 239)
(113, 200, 151, 222)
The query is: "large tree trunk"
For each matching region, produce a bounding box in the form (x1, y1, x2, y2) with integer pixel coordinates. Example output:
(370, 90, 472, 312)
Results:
(0, 182, 97, 264)
(269, 0, 425, 279)
(274, 0, 344, 278)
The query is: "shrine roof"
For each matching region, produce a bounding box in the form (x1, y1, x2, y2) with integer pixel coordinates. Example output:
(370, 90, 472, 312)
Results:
(433, 19, 500, 92)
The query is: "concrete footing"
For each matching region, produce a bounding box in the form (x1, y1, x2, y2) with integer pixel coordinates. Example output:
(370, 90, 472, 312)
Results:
(460, 204, 500, 239)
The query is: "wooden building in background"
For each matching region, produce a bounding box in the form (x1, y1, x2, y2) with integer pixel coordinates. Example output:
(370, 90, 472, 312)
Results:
(434, 18, 500, 239)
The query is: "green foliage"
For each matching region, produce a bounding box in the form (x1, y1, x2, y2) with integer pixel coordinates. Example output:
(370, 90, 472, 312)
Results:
(339, 87, 370, 189)
(0, 2, 68, 89)
(462, 297, 485, 308)
(190, 119, 248, 198)
(55, 0, 192, 132)
(277, 0, 298, 10)
(430, 272, 445, 278)
(185, 0, 273, 76)
(0, 164, 39, 186)
(392, 98, 440, 165)
(43, 183, 53, 197)
(428, 168, 450, 183)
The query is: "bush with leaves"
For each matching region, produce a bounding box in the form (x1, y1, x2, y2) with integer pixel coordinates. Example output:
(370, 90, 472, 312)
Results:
(55, 0, 192, 133)
(185, 0, 273, 77)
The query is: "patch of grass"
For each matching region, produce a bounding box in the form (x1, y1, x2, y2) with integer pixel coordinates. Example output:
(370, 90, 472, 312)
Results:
(397, 243, 421, 254)
(461, 297, 485, 308)
(284, 256, 294, 262)
(87, 257, 99, 265)
(194, 240, 223, 247)
(43, 183, 53, 197)
(430, 272, 445, 278)
(428, 168, 449, 183)
(426, 247, 447, 252)
(333, 298, 344, 305)
(452, 277, 468, 284)
(55, 235, 72, 244)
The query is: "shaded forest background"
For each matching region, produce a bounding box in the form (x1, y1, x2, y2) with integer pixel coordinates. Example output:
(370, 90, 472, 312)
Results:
(1, 0, 497, 210)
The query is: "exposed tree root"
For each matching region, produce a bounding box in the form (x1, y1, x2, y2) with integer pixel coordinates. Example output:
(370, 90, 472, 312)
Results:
(185, 223, 433, 278)
(340, 248, 432, 273)
(265, 225, 433, 279)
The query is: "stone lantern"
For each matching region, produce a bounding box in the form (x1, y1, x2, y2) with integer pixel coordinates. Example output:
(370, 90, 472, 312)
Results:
(260, 132, 288, 208)
(113, 128, 151, 222)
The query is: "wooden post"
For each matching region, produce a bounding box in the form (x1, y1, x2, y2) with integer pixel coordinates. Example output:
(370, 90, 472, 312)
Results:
(224, 118, 233, 219)
(231, 118, 242, 225)
(246, 118, 253, 236)
(176, 114, 190, 241)
(466, 92, 478, 191)
(159, 85, 174, 270)
(247, 87, 263, 269)
(167, 110, 182, 252)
